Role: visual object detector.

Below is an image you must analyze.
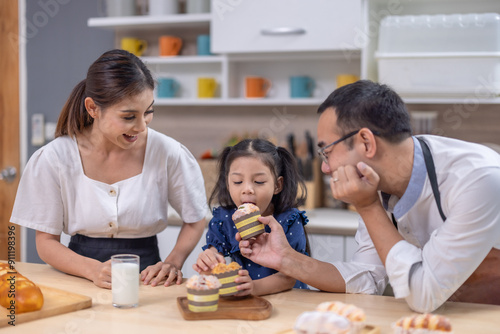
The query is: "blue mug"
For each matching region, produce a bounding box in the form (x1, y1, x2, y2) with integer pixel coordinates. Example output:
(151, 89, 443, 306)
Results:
(157, 78, 180, 98)
(197, 34, 212, 56)
(290, 76, 315, 98)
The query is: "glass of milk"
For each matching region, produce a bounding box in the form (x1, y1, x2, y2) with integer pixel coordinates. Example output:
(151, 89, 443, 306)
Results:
(111, 254, 140, 308)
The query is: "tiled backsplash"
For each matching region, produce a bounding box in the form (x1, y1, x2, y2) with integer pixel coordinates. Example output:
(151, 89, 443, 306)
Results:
(151, 104, 500, 159)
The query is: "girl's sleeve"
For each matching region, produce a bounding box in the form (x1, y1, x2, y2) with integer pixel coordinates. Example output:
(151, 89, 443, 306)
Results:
(282, 210, 309, 255)
(202, 210, 235, 256)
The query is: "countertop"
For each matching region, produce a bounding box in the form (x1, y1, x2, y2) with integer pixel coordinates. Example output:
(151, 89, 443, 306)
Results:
(168, 207, 360, 236)
(3, 262, 500, 333)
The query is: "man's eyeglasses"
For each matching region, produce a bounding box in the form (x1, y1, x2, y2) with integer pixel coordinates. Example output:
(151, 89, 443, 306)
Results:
(317, 130, 360, 164)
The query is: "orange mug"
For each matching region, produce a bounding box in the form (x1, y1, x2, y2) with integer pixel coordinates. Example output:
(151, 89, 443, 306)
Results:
(159, 36, 183, 56)
(245, 76, 271, 98)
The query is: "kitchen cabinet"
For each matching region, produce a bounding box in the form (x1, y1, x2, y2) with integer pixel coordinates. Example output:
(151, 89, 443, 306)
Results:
(211, 0, 362, 54)
(308, 234, 357, 263)
(87, 1, 362, 106)
(88, 0, 500, 106)
(364, 0, 500, 104)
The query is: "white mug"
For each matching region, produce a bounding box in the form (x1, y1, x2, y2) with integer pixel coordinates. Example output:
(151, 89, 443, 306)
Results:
(105, 0, 136, 17)
(186, 0, 210, 14)
(149, 0, 178, 16)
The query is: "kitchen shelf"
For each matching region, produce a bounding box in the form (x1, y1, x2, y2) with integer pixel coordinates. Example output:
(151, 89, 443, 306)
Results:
(154, 98, 325, 106)
(403, 97, 500, 105)
(142, 55, 225, 65)
(87, 13, 211, 31)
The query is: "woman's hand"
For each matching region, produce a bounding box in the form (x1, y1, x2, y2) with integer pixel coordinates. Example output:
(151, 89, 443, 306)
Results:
(234, 269, 253, 296)
(192, 247, 225, 274)
(90, 260, 112, 289)
(141, 261, 182, 287)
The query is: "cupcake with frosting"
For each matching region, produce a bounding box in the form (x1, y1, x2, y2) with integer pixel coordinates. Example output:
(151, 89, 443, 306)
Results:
(232, 203, 264, 240)
(211, 262, 242, 297)
(186, 274, 221, 312)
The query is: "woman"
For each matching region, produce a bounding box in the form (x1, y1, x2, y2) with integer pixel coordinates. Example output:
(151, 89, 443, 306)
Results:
(10, 49, 208, 289)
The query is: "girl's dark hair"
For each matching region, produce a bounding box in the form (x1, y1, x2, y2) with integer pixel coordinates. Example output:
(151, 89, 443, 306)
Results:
(55, 49, 155, 138)
(209, 138, 307, 214)
(318, 80, 412, 143)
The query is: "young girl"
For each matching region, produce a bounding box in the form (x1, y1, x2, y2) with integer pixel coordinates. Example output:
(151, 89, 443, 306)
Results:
(193, 138, 310, 296)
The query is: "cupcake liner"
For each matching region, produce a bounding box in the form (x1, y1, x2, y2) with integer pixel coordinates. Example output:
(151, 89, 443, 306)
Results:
(234, 212, 264, 240)
(187, 288, 220, 312)
(214, 269, 240, 297)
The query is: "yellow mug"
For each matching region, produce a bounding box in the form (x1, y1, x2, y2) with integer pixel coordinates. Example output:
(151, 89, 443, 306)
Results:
(198, 77, 217, 98)
(121, 37, 147, 57)
(336, 74, 359, 88)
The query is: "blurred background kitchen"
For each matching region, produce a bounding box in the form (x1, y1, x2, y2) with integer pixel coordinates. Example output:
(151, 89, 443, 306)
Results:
(2, 0, 500, 273)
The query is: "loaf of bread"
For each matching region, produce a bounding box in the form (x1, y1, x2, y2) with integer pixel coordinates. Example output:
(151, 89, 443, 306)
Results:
(0, 263, 44, 313)
(393, 313, 452, 333)
(316, 301, 366, 334)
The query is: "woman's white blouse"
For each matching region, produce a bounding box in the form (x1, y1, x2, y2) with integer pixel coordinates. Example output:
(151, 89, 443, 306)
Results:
(10, 128, 209, 238)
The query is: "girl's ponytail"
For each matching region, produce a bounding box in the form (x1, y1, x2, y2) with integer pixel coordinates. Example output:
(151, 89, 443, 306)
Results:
(275, 146, 307, 211)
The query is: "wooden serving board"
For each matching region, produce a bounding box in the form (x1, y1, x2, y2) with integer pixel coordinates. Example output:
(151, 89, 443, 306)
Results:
(177, 295, 272, 320)
(0, 285, 92, 327)
(277, 325, 380, 334)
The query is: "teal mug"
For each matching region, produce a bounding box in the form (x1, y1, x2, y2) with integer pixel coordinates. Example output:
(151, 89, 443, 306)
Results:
(290, 76, 315, 98)
(157, 78, 180, 98)
(197, 34, 212, 56)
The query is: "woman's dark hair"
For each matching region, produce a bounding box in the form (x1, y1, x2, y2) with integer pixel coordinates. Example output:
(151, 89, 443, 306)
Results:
(317, 80, 412, 144)
(209, 138, 307, 214)
(55, 49, 155, 138)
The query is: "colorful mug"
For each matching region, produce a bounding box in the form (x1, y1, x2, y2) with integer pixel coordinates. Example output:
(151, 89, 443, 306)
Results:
(245, 76, 271, 98)
(149, 0, 178, 15)
(290, 76, 315, 98)
(197, 34, 212, 56)
(121, 37, 147, 56)
(159, 35, 183, 56)
(198, 77, 217, 98)
(336, 74, 359, 88)
(157, 78, 180, 98)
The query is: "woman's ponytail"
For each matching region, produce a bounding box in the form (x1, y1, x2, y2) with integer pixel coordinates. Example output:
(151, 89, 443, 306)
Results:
(55, 79, 91, 138)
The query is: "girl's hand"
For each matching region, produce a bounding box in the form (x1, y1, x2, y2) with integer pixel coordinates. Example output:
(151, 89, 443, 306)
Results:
(141, 261, 182, 287)
(91, 260, 112, 289)
(192, 248, 225, 274)
(234, 269, 253, 296)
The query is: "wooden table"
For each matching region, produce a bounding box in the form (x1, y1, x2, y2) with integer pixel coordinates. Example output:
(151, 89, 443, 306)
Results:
(2, 262, 499, 333)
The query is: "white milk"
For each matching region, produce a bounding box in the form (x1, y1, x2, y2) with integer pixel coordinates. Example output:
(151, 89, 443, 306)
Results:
(112, 262, 139, 307)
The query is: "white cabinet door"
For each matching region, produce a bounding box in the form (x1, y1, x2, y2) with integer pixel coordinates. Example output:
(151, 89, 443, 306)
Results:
(212, 0, 362, 53)
(157, 226, 208, 278)
(308, 234, 344, 264)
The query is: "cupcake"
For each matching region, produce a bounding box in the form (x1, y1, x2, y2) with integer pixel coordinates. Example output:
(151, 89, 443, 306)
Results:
(232, 203, 264, 240)
(316, 301, 366, 333)
(294, 311, 352, 334)
(211, 262, 242, 297)
(186, 275, 222, 313)
(392, 313, 453, 334)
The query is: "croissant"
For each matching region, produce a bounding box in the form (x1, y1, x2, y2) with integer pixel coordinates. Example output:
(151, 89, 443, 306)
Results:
(0, 263, 44, 313)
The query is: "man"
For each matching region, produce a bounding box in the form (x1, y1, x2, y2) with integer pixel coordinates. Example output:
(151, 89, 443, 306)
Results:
(239, 80, 500, 312)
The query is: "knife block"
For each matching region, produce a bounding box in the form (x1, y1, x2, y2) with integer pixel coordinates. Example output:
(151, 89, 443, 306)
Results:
(302, 158, 323, 209)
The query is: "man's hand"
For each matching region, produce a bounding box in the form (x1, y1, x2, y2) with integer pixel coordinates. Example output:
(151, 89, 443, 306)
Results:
(331, 162, 381, 212)
(237, 215, 292, 271)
